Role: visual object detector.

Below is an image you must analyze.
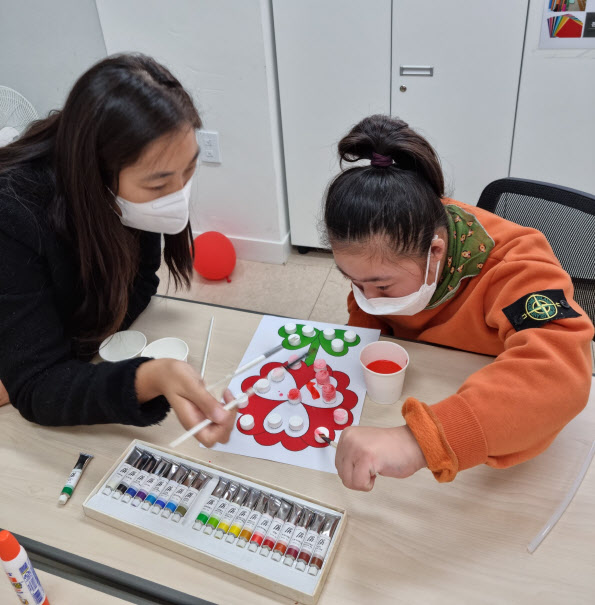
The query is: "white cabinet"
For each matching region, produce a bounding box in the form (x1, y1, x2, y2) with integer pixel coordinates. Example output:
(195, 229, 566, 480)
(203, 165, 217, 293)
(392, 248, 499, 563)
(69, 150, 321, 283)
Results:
(276, 1, 528, 249)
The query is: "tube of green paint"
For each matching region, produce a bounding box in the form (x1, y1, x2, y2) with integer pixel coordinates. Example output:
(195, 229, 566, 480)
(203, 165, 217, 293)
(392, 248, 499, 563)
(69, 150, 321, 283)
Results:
(58, 453, 93, 505)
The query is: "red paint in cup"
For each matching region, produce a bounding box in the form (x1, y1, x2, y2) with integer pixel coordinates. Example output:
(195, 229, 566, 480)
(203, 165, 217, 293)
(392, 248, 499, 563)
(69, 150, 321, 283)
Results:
(366, 359, 402, 374)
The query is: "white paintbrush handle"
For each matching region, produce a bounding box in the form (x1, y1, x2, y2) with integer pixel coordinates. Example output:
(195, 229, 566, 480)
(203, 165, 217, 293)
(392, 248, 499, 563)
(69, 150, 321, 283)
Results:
(200, 317, 214, 379)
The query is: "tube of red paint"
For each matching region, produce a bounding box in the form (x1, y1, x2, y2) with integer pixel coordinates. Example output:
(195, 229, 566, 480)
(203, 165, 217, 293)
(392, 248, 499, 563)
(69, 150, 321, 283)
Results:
(236, 493, 269, 548)
(131, 459, 171, 507)
(260, 499, 292, 556)
(283, 508, 314, 566)
(102, 447, 142, 495)
(295, 512, 325, 571)
(0, 530, 49, 605)
(121, 455, 160, 503)
(193, 478, 229, 530)
(308, 515, 340, 576)
(112, 451, 153, 499)
(248, 496, 281, 552)
(271, 502, 303, 561)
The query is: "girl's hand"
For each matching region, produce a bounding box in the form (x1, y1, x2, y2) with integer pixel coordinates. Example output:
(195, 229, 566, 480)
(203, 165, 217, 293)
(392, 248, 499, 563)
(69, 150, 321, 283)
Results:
(335, 425, 427, 491)
(0, 380, 9, 407)
(135, 359, 236, 447)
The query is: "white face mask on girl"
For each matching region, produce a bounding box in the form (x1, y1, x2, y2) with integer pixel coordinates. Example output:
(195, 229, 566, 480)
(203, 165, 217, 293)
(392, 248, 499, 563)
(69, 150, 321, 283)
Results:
(352, 238, 440, 316)
(115, 178, 193, 235)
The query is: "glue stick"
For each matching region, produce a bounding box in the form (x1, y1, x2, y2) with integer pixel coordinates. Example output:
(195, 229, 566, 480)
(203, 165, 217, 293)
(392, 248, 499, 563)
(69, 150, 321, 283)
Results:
(0, 530, 49, 605)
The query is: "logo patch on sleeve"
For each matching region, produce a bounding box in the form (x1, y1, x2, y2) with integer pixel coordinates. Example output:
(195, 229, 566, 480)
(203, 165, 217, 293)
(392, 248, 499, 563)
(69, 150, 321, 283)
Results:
(502, 289, 581, 331)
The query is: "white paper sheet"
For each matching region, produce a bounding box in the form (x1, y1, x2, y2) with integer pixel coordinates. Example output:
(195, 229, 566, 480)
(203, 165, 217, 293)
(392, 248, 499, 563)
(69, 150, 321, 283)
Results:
(210, 316, 380, 473)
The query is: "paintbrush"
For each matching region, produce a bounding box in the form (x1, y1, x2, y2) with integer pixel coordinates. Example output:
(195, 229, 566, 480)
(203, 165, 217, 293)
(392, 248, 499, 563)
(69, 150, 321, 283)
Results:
(205, 343, 284, 392)
(200, 317, 214, 380)
(318, 434, 338, 449)
(170, 348, 309, 448)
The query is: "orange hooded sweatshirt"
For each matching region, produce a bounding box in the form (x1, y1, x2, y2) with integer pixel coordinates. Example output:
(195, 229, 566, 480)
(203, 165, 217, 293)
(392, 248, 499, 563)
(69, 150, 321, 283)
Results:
(347, 199, 594, 482)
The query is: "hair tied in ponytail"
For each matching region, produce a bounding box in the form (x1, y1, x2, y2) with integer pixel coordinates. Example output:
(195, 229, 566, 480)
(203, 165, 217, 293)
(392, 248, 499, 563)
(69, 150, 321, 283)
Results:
(370, 152, 393, 168)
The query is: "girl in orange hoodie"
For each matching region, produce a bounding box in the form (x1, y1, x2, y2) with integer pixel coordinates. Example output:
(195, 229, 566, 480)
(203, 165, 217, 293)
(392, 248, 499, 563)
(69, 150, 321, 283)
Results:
(326, 115, 594, 489)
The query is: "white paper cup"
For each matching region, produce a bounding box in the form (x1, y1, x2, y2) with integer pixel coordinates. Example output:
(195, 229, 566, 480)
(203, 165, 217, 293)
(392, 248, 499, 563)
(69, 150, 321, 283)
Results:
(141, 337, 189, 362)
(359, 341, 409, 405)
(99, 330, 147, 362)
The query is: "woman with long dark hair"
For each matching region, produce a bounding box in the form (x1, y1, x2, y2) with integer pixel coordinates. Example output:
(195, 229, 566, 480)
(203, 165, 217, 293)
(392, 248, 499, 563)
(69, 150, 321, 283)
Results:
(0, 54, 235, 445)
(324, 115, 593, 488)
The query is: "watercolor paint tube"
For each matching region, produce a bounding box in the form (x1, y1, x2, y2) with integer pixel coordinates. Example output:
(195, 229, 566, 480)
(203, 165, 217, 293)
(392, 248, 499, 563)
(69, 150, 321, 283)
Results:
(151, 465, 190, 513)
(112, 451, 153, 499)
(248, 496, 281, 552)
(271, 503, 304, 561)
(204, 482, 239, 535)
(237, 493, 269, 548)
(161, 470, 198, 519)
(121, 455, 160, 503)
(283, 508, 314, 566)
(142, 463, 179, 510)
(58, 452, 93, 505)
(102, 447, 142, 495)
(0, 530, 49, 605)
(225, 488, 261, 543)
(171, 472, 211, 523)
(295, 513, 326, 571)
(308, 515, 340, 576)
(131, 459, 171, 507)
(193, 478, 229, 530)
(214, 484, 249, 539)
(260, 499, 293, 556)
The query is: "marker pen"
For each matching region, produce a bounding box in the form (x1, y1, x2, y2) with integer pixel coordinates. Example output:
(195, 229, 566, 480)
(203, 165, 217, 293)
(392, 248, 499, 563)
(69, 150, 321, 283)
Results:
(142, 463, 179, 510)
(0, 530, 49, 605)
(171, 472, 211, 523)
(248, 496, 281, 552)
(271, 503, 303, 561)
(193, 478, 229, 530)
(151, 465, 189, 513)
(58, 452, 93, 505)
(295, 512, 325, 571)
(260, 499, 292, 556)
(102, 447, 142, 495)
(112, 451, 153, 499)
(308, 515, 340, 576)
(225, 488, 261, 543)
(237, 493, 269, 548)
(204, 482, 239, 535)
(283, 508, 313, 566)
(131, 459, 171, 507)
(161, 470, 197, 519)
(214, 485, 249, 539)
(121, 455, 160, 503)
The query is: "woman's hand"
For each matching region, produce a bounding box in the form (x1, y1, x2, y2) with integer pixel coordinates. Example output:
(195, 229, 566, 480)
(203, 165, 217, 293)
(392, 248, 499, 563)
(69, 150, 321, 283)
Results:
(135, 359, 236, 447)
(335, 425, 427, 491)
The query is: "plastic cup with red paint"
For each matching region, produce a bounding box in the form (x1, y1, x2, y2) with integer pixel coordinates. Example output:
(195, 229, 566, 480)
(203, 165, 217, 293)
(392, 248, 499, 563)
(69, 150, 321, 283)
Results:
(359, 341, 409, 405)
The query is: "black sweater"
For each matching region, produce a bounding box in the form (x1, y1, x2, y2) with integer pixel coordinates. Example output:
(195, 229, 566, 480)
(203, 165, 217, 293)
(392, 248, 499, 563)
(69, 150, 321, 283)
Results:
(0, 161, 170, 426)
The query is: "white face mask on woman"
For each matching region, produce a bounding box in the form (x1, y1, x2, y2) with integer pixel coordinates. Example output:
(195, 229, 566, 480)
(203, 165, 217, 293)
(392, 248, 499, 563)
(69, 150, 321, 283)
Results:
(115, 178, 193, 234)
(351, 238, 440, 316)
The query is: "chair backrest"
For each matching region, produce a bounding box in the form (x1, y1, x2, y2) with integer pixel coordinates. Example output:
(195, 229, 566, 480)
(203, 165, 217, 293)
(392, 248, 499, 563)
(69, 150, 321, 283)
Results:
(476, 177, 595, 330)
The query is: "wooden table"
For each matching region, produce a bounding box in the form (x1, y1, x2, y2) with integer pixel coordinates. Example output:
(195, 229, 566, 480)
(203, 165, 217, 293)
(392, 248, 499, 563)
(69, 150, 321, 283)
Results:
(1, 295, 594, 604)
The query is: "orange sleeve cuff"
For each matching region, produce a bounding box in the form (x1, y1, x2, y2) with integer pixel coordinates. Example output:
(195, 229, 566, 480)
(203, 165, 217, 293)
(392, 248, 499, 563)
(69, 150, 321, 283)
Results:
(403, 394, 489, 482)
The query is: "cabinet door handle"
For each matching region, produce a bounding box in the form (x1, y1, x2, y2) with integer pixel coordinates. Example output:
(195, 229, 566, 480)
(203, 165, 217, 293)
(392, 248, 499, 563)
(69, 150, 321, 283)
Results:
(399, 65, 434, 77)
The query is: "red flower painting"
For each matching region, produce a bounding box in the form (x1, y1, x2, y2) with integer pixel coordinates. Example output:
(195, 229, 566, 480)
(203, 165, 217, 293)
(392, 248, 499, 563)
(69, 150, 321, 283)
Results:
(236, 361, 357, 451)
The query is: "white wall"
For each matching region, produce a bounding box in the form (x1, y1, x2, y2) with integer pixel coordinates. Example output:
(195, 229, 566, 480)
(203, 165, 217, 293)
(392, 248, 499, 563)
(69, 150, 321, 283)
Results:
(0, 0, 107, 116)
(510, 0, 595, 195)
(96, 0, 291, 263)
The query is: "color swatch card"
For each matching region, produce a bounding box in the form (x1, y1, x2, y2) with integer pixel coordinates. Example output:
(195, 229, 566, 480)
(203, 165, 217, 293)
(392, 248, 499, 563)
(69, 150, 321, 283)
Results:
(540, 0, 595, 48)
(210, 316, 380, 474)
(84, 441, 346, 605)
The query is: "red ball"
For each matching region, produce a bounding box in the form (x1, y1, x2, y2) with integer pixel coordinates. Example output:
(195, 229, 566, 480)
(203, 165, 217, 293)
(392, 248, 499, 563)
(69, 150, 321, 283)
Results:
(193, 232, 236, 280)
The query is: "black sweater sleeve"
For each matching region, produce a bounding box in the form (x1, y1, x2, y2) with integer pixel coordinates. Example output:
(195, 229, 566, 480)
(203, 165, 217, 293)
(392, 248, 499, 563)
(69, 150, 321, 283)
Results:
(0, 221, 169, 427)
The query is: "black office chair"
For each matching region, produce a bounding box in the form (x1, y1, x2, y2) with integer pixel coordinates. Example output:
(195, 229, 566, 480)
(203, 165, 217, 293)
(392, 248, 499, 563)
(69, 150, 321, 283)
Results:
(477, 177, 595, 335)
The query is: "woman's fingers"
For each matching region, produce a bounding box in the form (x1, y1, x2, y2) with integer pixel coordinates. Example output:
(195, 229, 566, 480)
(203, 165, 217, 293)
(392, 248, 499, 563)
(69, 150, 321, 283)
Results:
(0, 380, 9, 407)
